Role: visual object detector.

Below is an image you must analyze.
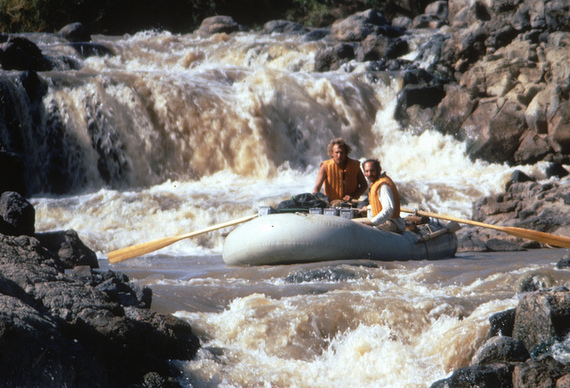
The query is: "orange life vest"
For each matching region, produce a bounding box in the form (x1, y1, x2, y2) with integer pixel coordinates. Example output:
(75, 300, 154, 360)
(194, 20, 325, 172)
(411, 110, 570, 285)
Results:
(369, 175, 401, 218)
(322, 158, 361, 202)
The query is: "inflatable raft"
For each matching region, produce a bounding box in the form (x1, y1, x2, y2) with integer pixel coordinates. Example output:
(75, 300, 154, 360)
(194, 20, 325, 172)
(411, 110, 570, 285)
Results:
(222, 212, 458, 266)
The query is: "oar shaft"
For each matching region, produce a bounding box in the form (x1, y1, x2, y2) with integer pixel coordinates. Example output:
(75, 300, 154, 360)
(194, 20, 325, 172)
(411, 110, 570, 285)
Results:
(107, 214, 258, 263)
(401, 207, 570, 248)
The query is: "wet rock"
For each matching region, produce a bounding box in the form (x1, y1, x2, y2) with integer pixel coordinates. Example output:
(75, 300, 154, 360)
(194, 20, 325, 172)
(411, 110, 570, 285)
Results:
(395, 84, 446, 127)
(0, 231, 200, 386)
(303, 29, 330, 42)
(436, 288, 570, 387)
(0, 36, 51, 71)
(546, 163, 570, 179)
(356, 34, 406, 62)
(314, 43, 355, 72)
(196, 15, 241, 34)
(512, 288, 570, 353)
(69, 42, 113, 58)
(518, 273, 554, 292)
(513, 355, 570, 387)
(0, 191, 35, 236)
(463, 99, 528, 164)
(0, 148, 25, 196)
(58, 22, 91, 42)
(35, 229, 98, 269)
(468, 180, 570, 250)
(430, 363, 514, 388)
(487, 308, 516, 338)
(262, 20, 309, 35)
(471, 336, 530, 365)
(433, 85, 477, 137)
(556, 253, 570, 269)
(330, 9, 401, 42)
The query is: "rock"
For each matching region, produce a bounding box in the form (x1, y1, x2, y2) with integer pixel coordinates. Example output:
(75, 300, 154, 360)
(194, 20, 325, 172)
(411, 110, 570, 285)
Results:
(303, 29, 330, 42)
(556, 253, 570, 269)
(0, 191, 35, 236)
(471, 336, 530, 365)
(0, 232, 200, 386)
(557, 374, 570, 388)
(0, 36, 51, 71)
(314, 43, 355, 72)
(518, 273, 553, 292)
(512, 288, 570, 353)
(485, 238, 525, 252)
(463, 99, 527, 164)
(546, 163, 569, 179)
(487, 308, 516, 338)
(69, 42, 113, 58)
(0, 148, 26, 196)
(430, 363, 514, 388)
(514, 130, 552, 164)
(395, 84, 446, 127)
(35, 229, 98, 269)
(330, 9, 401, 42)
(0, 293, 105, 386)
(355, 34, 408, 62)
(262, 20, 309, 35)
(513, 356, 570, 388)
(58, 22, 91, 42)
(434, 85, 477, 137)
(197, 15, 241, 34)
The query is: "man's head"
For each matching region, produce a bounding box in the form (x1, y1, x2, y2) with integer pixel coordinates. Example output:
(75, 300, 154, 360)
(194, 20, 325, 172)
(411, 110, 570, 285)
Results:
(327, 138, 351, 165)
(362, 159, 381, 182)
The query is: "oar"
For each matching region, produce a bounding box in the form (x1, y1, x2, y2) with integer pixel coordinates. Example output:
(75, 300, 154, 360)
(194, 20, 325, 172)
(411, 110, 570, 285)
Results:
(107, 214, 258, 264)
(400, 207, 570, 248)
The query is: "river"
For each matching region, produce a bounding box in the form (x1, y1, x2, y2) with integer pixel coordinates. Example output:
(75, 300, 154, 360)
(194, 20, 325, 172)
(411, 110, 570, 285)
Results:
(3, 28, 568, 387)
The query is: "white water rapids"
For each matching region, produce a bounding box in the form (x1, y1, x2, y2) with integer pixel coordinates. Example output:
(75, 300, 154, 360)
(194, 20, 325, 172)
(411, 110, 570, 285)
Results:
(3, 28, 567, 387)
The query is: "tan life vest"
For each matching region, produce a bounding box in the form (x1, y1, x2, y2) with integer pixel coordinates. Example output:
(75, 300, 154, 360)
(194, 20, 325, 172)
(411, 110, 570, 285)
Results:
(369, 175, 401, 218)
(322, 158, 361, 202)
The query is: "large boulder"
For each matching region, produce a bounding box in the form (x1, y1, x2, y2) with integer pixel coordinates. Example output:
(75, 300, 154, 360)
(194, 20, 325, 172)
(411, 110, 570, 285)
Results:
(35, 229, 99, 269)
(57, 22, 91, 42)
(196, 15, 242, 34)
(0, 191, 35, 236)
(330, 9, 401, 42)
(0, 37, 51, 71)
(0, 233, 200, 386)
(512, 288, 570, 353)
(471, 336, 530, 366)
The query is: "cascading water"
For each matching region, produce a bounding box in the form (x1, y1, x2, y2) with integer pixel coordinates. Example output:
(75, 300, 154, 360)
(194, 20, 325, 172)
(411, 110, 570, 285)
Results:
(1, 28, 567, 387)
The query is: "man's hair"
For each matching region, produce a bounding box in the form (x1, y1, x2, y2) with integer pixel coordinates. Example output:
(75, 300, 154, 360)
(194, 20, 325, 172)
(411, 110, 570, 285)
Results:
(362, 159, 381, 173)
(327, 137, 352, 155)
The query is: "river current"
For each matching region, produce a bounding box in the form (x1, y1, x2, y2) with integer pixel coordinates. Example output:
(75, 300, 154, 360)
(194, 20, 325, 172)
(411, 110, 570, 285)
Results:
(6, 28, 569, 386)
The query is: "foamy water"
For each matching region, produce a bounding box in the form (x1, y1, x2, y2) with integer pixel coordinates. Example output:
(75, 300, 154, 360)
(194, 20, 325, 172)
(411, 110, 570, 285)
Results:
(7, 29, 569, 387)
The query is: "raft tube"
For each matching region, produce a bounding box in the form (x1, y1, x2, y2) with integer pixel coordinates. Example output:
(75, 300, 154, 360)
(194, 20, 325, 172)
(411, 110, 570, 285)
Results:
(222, 213, 458, 266)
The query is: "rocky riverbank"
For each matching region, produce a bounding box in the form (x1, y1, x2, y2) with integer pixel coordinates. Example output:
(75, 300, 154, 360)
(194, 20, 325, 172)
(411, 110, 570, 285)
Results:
(431, 275, 570, 387)
(0, 191, 200, 386)
(1, 0, 569, 386)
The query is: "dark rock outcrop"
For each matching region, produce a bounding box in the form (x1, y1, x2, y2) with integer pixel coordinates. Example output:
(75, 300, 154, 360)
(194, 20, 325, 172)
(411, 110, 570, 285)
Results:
(457, 180, 570, 252)
(0, 191, 35, 236)
(432, 286, 570, 388)
(0, 197, 200, 386)
(0, 36, 52, 71)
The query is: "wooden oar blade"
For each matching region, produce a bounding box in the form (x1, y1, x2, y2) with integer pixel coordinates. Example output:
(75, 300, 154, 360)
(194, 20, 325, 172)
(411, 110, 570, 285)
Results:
(401, 206, 570, 248)
(108, 236, 184, 263)
(503, 226, 570, 248)
(107, 214, 258, 264)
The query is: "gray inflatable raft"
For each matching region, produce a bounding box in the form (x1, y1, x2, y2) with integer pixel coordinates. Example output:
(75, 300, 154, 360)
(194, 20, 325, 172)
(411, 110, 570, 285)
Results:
(223, 213, 458, 266)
